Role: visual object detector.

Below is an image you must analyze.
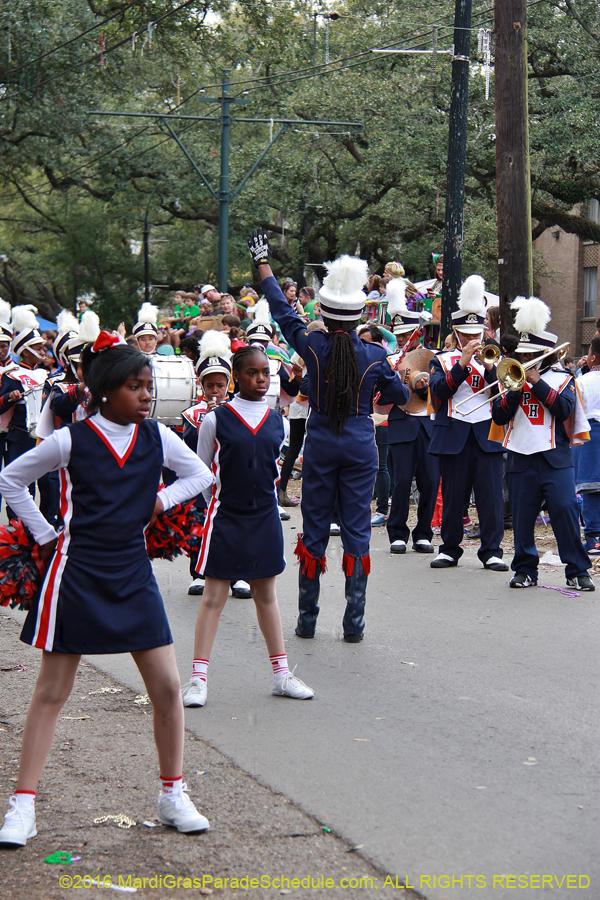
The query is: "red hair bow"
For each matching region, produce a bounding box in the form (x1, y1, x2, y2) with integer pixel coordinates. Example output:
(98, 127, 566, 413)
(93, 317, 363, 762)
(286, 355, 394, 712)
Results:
(92, 331, 126, 353)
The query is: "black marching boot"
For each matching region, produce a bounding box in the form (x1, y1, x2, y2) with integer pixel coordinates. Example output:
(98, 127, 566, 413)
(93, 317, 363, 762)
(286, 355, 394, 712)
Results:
(342, 556, 368, 642)
(295, 566, 322, 637)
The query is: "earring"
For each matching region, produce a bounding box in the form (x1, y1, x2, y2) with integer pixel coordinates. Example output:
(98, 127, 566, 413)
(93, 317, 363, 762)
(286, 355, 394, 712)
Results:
(102, 396, 107, 402)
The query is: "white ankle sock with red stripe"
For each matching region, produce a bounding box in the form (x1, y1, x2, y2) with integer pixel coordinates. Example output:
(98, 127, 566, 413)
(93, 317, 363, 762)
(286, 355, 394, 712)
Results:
(270, 653, 290, 682)
(14, 790, 35, 811)
(192, 659, 209, 682)
(160, 776, 183, 798)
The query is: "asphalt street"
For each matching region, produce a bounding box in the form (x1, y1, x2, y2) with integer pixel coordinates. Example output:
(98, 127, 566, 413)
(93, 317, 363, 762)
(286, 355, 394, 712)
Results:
(78, 510, 599, 900)
(4, 510, 598, 898)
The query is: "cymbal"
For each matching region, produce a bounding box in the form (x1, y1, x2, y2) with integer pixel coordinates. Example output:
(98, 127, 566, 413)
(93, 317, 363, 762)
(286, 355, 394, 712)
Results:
(396, 347, 436, 414)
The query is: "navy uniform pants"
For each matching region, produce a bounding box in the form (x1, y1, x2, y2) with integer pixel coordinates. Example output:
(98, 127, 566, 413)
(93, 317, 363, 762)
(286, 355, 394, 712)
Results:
(387, 426, 440, 544)
(437, 430, 504, 563)
(508, 455, 590, 580)
(301, 419, 377, 560)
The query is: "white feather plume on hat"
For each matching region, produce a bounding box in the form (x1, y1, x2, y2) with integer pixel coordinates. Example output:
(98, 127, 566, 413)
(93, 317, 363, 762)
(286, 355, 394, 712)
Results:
(511, 296, 551, 335)
(199, 329, 231, 363)
(11, 305, 39, 333)
(0, 299, 11, 325)
(56, 310, 79, 335)
(385, 278, 407, 318)
(137, 302, 158, 325)
(322, 256, 369, 296)
(252, 299, 271, 326)
(78, 310, 101, 343)
(458, 275, 486, 314)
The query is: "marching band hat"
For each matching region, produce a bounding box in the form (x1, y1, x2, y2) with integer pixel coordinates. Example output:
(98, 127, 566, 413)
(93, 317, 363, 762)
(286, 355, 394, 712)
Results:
(245, 299, 273, 343)
(451, 275, 486, 333)
(511, 296, 557, 353)
(317, 256, 368, 322)
(386, 278, 421, 334)
(196, 329, 232, 380)
(54, 310, 80, 365)
(11, 305, 44, 356)
(0, 299, 12, 342)
(132, 303, 159, 339)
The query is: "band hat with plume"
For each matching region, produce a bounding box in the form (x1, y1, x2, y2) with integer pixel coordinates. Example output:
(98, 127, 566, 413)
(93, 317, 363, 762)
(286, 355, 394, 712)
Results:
(318, 255, 369, 322)
(386, 278, 420, 334)
(54, 311, 80, 363)
(0, 299, 12, 342)
(68, 309, 101, 361)
(451, 274, 487, 333)
(11, 305, 44, 356)
(132, 302, 159, 338)
(196, 329, 232, 380)
(246, 298, 274, 342)
(511, 296, 557, 353)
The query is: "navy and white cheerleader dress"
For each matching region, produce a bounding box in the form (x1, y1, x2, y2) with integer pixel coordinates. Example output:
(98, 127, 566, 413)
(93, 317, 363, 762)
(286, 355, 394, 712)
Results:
(196, 398, 286, 581)
(0, 413, 212, 654)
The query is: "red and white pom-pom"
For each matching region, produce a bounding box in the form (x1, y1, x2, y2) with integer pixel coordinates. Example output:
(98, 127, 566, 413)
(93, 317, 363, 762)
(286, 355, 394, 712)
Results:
(145, 502, 205, 561)
(0, 519, 46, 611)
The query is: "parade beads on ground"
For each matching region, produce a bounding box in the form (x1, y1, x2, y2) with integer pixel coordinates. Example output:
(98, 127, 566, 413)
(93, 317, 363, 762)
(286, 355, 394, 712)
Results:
(145, 501, 204, 561)
(0, 519, 45, 611)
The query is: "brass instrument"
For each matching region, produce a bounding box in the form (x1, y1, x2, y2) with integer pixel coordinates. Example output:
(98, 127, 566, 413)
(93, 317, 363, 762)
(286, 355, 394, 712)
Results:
(396, 347, 435, 414)
(476, 344, 501, 365)
(456, 342, 571, 417)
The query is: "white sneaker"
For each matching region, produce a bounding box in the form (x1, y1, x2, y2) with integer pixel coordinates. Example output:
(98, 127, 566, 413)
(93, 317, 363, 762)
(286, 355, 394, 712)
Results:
(390, 540, 407, 554)
(330, 522, 341, 536)
(231, 580, 252, 599)
(188, 578, 205, 596)
(182, 678, 207, 708)
(273, 670, 314, 700)
(0, 796, 37, 847)
(157, 786, 209, 833)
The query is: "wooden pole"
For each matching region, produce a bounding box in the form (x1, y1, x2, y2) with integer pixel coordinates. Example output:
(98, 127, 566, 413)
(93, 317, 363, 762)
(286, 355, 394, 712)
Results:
(440, 0, 472, 342)
(495, 0, 533, 333)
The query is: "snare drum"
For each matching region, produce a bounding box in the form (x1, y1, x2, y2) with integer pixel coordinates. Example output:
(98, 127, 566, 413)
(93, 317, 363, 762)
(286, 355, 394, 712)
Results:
(150, 356, 198, 426)
(25, 385, 45, 437)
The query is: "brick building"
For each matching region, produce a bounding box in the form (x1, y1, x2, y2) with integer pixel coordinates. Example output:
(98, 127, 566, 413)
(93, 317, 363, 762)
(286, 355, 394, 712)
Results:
(532, 200, 600, 355)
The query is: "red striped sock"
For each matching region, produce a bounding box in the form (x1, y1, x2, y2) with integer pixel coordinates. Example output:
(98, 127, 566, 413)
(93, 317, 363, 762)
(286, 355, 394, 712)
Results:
(192, 658, 209, 682)
(160, 775, 183, 798)
(270, 653, 290, 681)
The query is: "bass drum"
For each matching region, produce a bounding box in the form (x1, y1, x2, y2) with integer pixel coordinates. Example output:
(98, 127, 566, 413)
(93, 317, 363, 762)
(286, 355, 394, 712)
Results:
(150, 356, 198, 427)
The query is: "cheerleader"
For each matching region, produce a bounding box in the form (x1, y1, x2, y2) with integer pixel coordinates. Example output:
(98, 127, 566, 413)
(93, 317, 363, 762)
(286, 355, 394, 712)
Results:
(182, 344, 314, 708)
(181, 331, 249, 601)
(132, 303, 159, 355)
(0, 336, 214, 846)
(248, 231, 409, 642)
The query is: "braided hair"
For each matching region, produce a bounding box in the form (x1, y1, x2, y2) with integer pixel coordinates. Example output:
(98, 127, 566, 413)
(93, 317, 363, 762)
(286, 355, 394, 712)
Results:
(232, 344, 268, 380)
(323, 317, 359, 437)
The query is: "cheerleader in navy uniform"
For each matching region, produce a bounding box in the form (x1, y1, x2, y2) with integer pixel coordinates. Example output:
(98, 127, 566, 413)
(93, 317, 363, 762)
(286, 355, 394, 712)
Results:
(248, 230, 409, 642)
(0, 335, 214, 848)
(182, 345, 314, 708)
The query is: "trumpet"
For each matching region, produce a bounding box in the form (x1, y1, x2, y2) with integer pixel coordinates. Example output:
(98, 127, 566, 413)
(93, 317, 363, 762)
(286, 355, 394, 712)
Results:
(475, 344, 501, 365)
(456, 342, 571, 417)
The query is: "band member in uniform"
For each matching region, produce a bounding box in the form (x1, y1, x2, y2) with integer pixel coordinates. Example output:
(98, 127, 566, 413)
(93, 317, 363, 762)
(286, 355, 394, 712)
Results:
(491, 296, 593, 590)
(132, 303, 159, 356)
(248, 230, 409, 642)
(0, 300, 17, 485)
(428, 276, 507, 571)
(385, 279, 440, 554)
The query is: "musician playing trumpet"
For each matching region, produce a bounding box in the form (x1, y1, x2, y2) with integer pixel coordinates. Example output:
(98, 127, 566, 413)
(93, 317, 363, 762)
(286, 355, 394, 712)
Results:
(383, 278, 440, 555)
(427, 275, 507, 572)
(491, 296, 594, 591)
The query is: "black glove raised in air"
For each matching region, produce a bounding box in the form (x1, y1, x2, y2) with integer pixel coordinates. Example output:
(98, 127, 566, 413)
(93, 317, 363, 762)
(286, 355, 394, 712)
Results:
(247, 229, 271, 268)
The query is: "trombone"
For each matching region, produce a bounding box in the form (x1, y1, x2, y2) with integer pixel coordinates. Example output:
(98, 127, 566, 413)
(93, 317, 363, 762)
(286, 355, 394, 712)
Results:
(455, 342, 570, 417)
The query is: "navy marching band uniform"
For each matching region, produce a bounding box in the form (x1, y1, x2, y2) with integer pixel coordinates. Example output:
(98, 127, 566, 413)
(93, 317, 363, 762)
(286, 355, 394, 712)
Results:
(260, 268, 409, 640)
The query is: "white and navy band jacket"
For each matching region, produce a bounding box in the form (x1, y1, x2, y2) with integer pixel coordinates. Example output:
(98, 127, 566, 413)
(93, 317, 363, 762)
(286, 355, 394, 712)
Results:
(0, 362, 47, 444)
(261, 274, 409, 571)
(491, 368, 586, 472)
(428, 351, 504, 455)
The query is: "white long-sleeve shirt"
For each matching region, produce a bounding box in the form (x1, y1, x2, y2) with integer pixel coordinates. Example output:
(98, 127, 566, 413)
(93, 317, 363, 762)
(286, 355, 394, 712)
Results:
(577, 370, 600, 422)
(0, 413, 214, 546)
(197, 396, 289, 504)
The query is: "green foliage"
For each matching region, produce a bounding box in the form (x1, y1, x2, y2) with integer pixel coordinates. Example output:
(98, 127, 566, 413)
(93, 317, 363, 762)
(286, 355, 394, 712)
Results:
(0, 0, 599, 324)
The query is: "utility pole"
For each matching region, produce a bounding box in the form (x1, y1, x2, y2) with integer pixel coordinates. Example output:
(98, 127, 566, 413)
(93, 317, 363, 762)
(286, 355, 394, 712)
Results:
(144, 181, 160, 303)
(440, 0, 472, 341)
(218, 74, 232, 292)
(495, 0, 533, 333)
